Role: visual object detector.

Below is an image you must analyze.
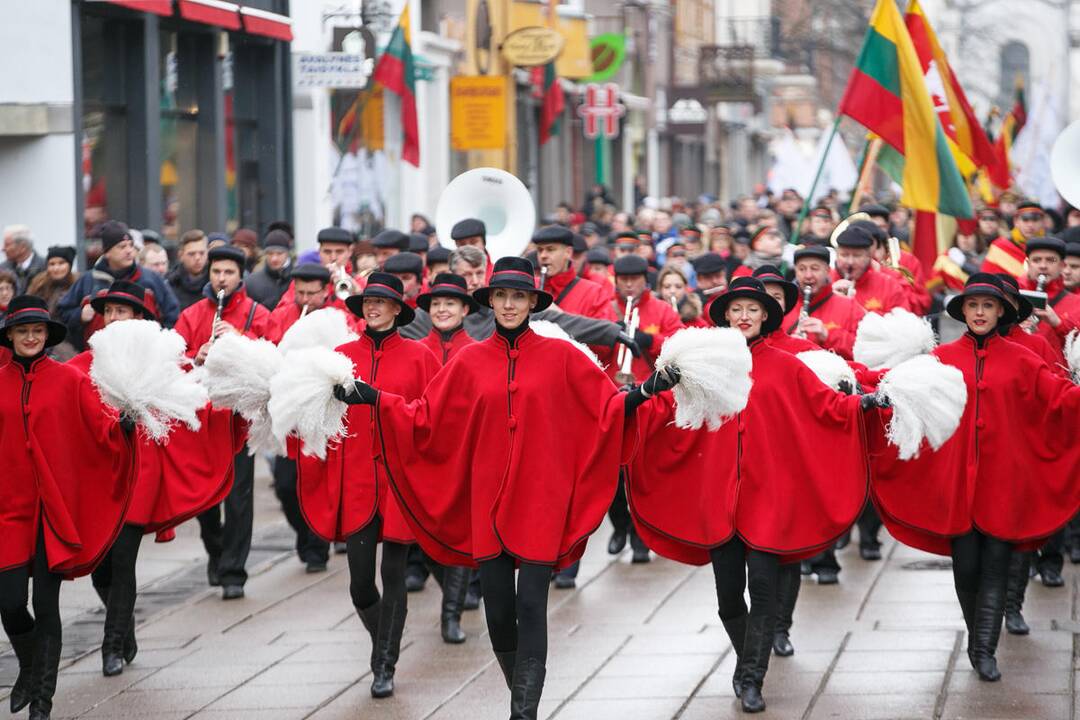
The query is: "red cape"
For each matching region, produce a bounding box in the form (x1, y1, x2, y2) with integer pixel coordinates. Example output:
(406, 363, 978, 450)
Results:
(626, 341, 868, 565)
(296, 332, 441, 543)
(627, 339, 868, 565)
(376, 328, 633, 569)
(67, 351, 246, 539)
(1, 357, 136, 578)
(870, 333, 1080, 556)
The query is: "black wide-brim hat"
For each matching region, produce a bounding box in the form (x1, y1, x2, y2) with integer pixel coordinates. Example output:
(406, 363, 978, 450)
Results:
(709, 277, 784, 335)
(473, 257, 553, 312)
(0, 295, 67, 349)
(751, 265, 798, 312)
(417, 273, 480, 313)
(344, 272, 415, 326)
(993, 274, 1034, 323)
(89, 280, 158, 320)
(945, 273, 1018, 325)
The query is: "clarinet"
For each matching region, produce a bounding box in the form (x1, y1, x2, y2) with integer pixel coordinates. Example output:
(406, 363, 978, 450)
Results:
(539, 266, 549, 292)
(210, 288, 225, 343)
(797, 285, 812, 338)
(1028, 273, 1047, 333)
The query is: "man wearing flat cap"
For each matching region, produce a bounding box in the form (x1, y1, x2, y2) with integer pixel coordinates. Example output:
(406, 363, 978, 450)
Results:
(831, 225, 909, 314)
(981, 199, 1046, 277)
(372, 229, 410, 268)
(1016, 235, 1080, 362)
(450, 218, 494, 280)
(786, 245, 866, 360)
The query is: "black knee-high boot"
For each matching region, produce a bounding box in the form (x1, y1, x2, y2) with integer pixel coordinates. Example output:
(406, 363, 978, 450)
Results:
(739, 612, 772, 713)
(721, 614, 747, 697)
(8, 630, 35, 712)
(440, 566, 469, 644)
(773, 564, 800, 657)
(509, 656, 546, 720)
(27, 630, 61, 720)
(370, 598, 406, 698)
(1004, 552, 1031, 635)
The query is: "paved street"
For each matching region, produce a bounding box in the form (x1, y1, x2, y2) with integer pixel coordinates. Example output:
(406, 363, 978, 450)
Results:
(2, 465, 1077, 720)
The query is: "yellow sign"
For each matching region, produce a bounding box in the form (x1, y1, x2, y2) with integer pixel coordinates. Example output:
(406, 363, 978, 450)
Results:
(451, 76, 507, 151)
(501, 26, 563, 66)
(509, 2, 590, 78)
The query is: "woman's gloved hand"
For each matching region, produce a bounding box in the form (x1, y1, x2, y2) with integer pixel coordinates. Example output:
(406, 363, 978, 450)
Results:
(333, 379, 378, 405)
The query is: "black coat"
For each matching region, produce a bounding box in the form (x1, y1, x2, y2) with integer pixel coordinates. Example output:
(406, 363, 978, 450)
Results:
(244, 264, 292, 309)
(167, 267, 209, 310)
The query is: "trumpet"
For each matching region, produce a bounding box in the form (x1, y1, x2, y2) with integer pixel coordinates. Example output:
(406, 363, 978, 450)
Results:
(797, 285, 812, 338)
(615, 296, 638, 385)
(210, 288, 225, 343)
(333, 265, 356, 301)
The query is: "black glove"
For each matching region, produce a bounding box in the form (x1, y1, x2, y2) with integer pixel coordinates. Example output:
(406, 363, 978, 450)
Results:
(615, 332, 643, 358)
(859, 392, 891, 411)
(642, 366, 681, 396)
(119, 417, 137, 435)
(633, 329, 654, 351)
(333, 380, 378, 405)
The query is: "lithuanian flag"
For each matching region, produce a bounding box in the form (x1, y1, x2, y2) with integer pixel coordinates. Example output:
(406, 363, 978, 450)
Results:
(838, 0, 972, 219)
(372, 6, 419, 166)
(987, 83, 1026, 189)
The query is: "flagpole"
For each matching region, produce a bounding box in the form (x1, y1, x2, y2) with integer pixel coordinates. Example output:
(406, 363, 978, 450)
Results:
(849, 137, 883, 212)
(792, 117, 841, 240)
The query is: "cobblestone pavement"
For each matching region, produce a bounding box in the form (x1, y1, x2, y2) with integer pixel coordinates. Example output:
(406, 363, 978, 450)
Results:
(1, 466, 1077, 719)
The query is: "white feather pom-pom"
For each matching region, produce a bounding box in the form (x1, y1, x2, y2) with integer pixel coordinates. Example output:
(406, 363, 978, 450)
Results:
(278, 307, 358, 354)
(796, 350, 857, 391)
(853, 309, 936, 370)
(655, 326, 752, 430)
(89, 319, 207, 442)
(267, 346, 355, 459)
(1065, 330, 1080, 384)
(877, 354, 967, 460)
(530, 319, 603, 368)
(202, 333, 284, 455)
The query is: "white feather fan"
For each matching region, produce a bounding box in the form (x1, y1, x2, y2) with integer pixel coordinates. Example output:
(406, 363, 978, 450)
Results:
(267, 346, 355, 459)
(1065, 330, 1080, 384)
(796, 350, 857, 391)
(655, 326, 752, 430)
(877, 354, 967, 460)
(853, 309, 936, 370)
(201, 333, 286, 455)
(530, 319, 603, 368)
(89, 319, 208, 442)
(277, 307, 358, 355)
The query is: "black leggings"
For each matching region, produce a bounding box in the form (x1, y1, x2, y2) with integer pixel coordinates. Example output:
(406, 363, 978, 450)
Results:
(709, 538, 780, 622)
(951, 530, 1012, 596)
(345, 515, 408, 610)
(479, 554, 553, 663)
(90, 524, 144, 600)
(0, 531, 63, 642)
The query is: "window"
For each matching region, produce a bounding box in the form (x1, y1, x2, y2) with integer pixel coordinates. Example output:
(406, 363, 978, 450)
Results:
(999, 41, 1029, 110)
(159, 29, 200, 241)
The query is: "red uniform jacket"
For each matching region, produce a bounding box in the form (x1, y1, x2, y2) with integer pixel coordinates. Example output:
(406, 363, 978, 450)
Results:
(885, 251, 931, 315)
(830, 267, 909, 314)
(375, 328, 633, 569)
(782, 285, 866, 360)
(610, 291, 683, 382)
(869, 332, 1080, 556)
(545, 269, 618, 321)
(265, 302, 363, 344)
(67, 351, 244, 538)
(766, 333, 819, 355)
(1017, 276, 1080, 362)
(297, 332, 441, 543)
(420, 325, 475, 365)
(1002, 324, 1066, 376)
(980, 235, 1027, 277)
(0, 356, 136, 577)
(174, 287, 270, 357)
(627, 338, 868, 565)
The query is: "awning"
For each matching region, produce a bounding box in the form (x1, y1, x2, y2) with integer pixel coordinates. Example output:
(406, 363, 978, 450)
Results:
(178, 0, 241, 30)
(103, 0, 173, 16)
(239, 6, 292, 41)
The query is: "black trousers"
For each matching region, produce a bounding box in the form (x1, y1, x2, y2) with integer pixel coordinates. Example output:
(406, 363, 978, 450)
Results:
(856, 502, 882, 550)
(606, 471, 647, 550)
(272, 456, 329, 564)
(479, 554, 552, 664)
(406, 544, 430, 582)
(807, 548, 840, 573)
(0, 530, 63, 646)
(774, 561, 801, 635)
(198, 447, 255, 587)
(345, 515, 408, 611)
(90, 524, 143, 636)
(1035, 530, 1065, 575)
(709, 538, 780, 622)
(951, 530, 1011, 624)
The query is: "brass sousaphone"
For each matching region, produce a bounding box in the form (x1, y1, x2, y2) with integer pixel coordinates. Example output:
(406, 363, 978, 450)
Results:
(435, 168, 536, 260)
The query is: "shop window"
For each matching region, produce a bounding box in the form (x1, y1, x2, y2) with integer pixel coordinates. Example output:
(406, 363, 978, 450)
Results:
(159, 29, 200, 241)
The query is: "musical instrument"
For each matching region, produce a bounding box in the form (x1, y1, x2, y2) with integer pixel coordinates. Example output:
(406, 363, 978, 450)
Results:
(615, 297, 638, 385)
(539, 266, 549, 292)
(1026, 273, 1048, 333)
(435, 168, 536, 261)
(300, 304, 310, 319)
(210, 288, 225, 342)
(669, 295, 679, 312)
(797, 285, 812, 338)
(1051, 120, 1080, 210)
(333, 265, 356, 301)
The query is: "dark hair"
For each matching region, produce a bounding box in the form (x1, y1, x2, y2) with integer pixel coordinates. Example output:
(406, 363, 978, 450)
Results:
(180, 229, 207, 248)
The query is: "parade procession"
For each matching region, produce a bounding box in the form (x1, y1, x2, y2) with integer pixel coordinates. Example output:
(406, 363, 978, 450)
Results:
(6, 0, 1080, 718)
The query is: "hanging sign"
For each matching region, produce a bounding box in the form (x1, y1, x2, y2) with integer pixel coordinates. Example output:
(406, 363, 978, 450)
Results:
(501, 26, 564, 67)
(577, 83, 625, 140)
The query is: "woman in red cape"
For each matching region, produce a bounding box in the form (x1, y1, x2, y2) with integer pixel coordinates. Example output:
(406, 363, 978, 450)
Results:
(298, 272, 440, 700)
(334, 257, 645, 720)
(67, 280, 245, 678)
(0, 295, 136, 720)
(868, 273, 1080, 682)
(626, 277, 875, 714)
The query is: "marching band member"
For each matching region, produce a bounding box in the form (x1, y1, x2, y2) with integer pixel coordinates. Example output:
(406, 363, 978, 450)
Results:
(783, 246, 866, 360)
(868, 273, 1080, 682)
(383, 251, 426, 308)
(534, 226, 617, 325)
(1016, 236, 1080, 363)
(67, 281, 243, 676)
(450, 218, 495, 280)
(175, 245, 270, 600)
(371, 229, 409, 268)
(689, 252, 730, 326)
(627, 277, 876, 713)
(980, 199, 1045, 277)
(0, 295, 137, 720)
(335, 257, 635, 719)
(274, 228, 365, 311)
(298, 273, 441, 698)
(751, 266, 819, 355)
(831, 225, 910, 314)
(1063, 238, 1080, 293)
(862, 205, 932, 315)
(996, 275, 1063, 373)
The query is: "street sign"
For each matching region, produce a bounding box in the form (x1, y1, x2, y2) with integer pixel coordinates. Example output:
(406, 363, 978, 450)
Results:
(577, 83, 625, 140)
(450, 76, 507, 150)
(292, 52, 374, 89)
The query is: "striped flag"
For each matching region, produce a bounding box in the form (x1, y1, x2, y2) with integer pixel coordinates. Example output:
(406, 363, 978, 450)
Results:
(372, 6, 419, 166)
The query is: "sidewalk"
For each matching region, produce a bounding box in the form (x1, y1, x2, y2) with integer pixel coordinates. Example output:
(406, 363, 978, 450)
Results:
(2, 467, 1077, 720)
